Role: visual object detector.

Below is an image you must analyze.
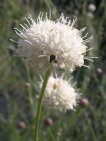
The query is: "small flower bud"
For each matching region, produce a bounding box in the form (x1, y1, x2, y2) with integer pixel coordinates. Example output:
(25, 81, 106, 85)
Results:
(24, 82, 30, 87)
(17, 121, 26, 129)
(96, 68, 103, 76)
(80, 98, 89, 107)
(44, 118, 54, 126)
(88, 4, 96, 12)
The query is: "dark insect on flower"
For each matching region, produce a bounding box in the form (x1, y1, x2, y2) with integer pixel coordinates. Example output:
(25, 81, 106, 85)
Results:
(50, 55, 57, 63)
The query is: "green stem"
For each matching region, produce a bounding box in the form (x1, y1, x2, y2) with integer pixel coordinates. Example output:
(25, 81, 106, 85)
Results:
(34, 66, 51, 141)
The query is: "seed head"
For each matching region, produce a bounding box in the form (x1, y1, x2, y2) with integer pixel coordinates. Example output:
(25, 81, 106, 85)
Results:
(12, 13, 93, 72)
(39, 76, 80, 112)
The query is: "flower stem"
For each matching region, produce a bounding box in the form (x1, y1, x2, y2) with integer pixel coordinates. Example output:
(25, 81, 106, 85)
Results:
(34, 66, 51, 141)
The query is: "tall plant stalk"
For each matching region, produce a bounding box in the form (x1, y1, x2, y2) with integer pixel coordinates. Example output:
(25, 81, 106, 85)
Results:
(34, 66, 51, 141)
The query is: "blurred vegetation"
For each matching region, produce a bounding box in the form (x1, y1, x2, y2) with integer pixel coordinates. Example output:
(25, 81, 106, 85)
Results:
(0, 0, 106, 141)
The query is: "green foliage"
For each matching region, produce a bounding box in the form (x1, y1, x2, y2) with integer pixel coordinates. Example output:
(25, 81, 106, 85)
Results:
(0, 0, 106, 141)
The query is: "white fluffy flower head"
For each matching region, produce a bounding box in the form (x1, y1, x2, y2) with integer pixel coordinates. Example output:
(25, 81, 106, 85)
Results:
(13, 13, 93, 72)
(40, 76, 79, 112)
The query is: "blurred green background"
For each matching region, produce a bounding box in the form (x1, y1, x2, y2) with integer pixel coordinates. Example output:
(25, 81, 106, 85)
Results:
(0, 0, 106, 141)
